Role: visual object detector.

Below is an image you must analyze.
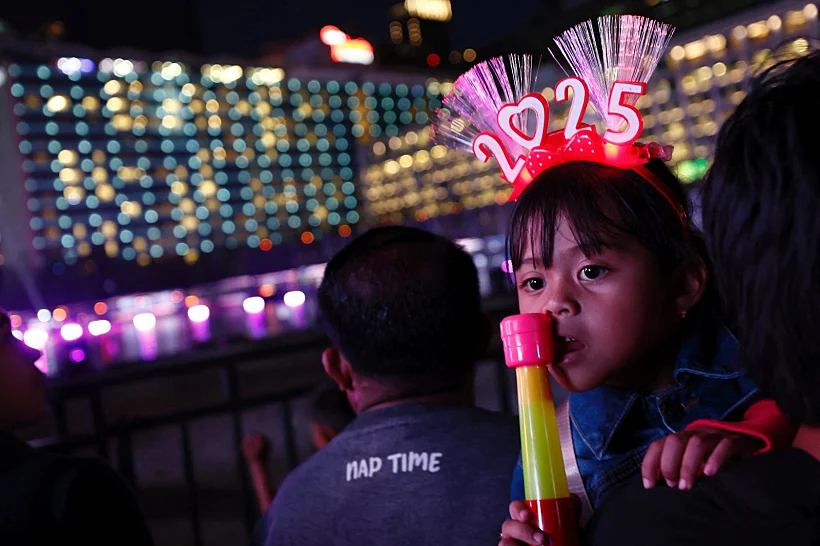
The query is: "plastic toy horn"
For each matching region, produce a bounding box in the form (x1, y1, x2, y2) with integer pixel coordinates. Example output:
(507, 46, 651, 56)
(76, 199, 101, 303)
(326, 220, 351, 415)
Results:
(500, 313, 578, 546)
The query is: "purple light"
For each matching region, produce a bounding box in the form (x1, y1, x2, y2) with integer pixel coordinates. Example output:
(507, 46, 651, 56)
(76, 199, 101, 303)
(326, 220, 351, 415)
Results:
(283, 290, 306, 308)
(79, 58, 95, 73)
(243, 296, 265, 314)
(60, 323, 83, 342)
(187, 304, 210, 323)
(57, 57, 95, 76)
(133, 313, 157, 332)
(23, 329, 48, 349)
(88, 320, 111, 336)
(69, 348, 86, 363)
(501, 259, 513, 274)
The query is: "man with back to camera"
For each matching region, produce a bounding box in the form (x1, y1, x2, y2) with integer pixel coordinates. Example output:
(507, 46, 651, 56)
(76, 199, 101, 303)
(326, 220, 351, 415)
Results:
(252, 226, 521, 546)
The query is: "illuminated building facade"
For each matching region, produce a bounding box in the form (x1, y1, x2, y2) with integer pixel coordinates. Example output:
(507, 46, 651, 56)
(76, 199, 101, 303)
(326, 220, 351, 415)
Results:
(364, 0, 818, 227)
(0, 55, 444, 297)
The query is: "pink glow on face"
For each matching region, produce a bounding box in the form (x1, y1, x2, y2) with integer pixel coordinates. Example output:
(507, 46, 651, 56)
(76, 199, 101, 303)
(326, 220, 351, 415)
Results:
(88, 320, 112, 336)
(187, 305, 210, 323)
(133, 313, 157, 332)
(60, 323, 83, 342)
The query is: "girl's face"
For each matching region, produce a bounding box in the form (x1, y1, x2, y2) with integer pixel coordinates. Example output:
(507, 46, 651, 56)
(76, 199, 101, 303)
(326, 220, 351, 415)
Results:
(515, 218, 682, 393)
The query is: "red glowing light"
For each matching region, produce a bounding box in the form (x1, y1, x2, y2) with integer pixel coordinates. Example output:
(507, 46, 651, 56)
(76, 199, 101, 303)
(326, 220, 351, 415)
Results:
(427, 53, 441, 67)
(320, 26, 348, 46)
(321, 26, 374, 65)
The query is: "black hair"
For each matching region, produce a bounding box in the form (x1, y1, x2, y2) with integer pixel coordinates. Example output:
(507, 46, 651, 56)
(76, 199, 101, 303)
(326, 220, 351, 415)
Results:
(318, 226, 484, 384)
(702, 43, 820, 426)
(507, 158, 704, 282)
(310, 385, 355, 432)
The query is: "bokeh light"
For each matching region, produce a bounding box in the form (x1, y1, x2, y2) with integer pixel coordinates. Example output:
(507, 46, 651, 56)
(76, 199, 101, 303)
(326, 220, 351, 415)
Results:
(23, 328, 48, 349)
(187, 304, 210, 323)
(283, 290, 306, 308)
(60, 323, 83, 341)
(88, 319, 112, 336)
(133, 312, 157, 332)
(242, 296, 265, 314)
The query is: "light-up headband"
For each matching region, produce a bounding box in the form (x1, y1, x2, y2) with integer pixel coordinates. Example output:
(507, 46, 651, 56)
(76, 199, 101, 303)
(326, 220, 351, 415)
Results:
(432, 15, 689, 233)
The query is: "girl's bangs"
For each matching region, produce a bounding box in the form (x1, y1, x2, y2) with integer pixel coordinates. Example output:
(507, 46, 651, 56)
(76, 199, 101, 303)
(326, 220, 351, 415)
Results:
(508, 166, 634, 271)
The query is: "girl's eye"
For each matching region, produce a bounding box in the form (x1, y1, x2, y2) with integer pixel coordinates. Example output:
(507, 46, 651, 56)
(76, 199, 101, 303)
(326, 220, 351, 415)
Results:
(520, 278, 545, 291)
(579, 265, 608, 281)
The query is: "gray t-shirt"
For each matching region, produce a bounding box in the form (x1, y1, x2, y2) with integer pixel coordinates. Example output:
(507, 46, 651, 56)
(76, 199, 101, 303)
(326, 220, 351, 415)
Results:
(253, 403, 521, 546)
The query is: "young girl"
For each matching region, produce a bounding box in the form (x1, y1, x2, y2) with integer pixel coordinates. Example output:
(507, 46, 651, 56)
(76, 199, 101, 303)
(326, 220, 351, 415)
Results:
(497, 157, 792, 545)
(430, 16, 793, 545)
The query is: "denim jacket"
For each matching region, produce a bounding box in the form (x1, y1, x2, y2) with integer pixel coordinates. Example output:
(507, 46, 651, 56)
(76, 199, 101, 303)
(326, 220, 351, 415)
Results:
(510, 318, 759, 510)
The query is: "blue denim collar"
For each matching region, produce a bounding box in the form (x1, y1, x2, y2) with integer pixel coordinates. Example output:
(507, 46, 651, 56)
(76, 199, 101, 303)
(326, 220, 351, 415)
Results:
(568, 319, 740, 459)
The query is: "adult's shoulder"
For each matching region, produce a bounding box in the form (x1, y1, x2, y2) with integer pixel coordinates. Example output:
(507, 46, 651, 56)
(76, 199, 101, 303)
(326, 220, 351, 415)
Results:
(448, 407, 521, 454)
(585, 478, 724, 546)
(586, 450, 820, 546)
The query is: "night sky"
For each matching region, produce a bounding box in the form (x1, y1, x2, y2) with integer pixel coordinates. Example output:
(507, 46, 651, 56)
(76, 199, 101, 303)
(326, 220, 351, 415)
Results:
(1, 0, 543, 58)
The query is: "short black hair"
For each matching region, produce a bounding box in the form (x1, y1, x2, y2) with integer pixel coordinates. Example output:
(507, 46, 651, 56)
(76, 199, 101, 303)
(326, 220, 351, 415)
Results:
(702, 44, 820, 426)
(508, 158, 704, 282)
(310, 385, 355, 432)
(318, 226, 484, 382)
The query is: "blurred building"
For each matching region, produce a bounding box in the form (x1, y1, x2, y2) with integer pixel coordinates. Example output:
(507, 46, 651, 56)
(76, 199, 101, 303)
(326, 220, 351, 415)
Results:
(386, 0, 453, 68)
(0, 51, 446, 304)
(0, 0, 815, 311)
(363, 0, 817, 227)
(555, 0, 782, 32)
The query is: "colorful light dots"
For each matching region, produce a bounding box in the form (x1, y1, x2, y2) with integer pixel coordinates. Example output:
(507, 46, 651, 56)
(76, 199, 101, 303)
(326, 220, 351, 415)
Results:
(60, 323, 83, 342)
(243, 296, 265, 314)
(23, 329, 48, 350)
(187, 304, 210, 323)
(46, 95, 70, 113)
(52, 307, 68, 322)
(88, 320, 112, 336)
(133, 313, 157, 332)
(37, 309, 52, 322)
(259, 284, 275, 297)
(283, 290, 306, 308)
(21, 59, 445, 262)
(69, 348, 87, 363)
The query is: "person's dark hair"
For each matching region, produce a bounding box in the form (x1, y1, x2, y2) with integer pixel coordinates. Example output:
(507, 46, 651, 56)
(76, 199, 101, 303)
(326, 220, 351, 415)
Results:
(310, 386, 355, 432)
(507, 158, 706, 287)
(318, 226, 484, 383)
(702, 44, 820, 426)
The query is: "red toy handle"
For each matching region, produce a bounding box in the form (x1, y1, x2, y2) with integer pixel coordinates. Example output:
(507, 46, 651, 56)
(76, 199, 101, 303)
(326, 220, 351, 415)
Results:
(525, 497, 579, 546)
